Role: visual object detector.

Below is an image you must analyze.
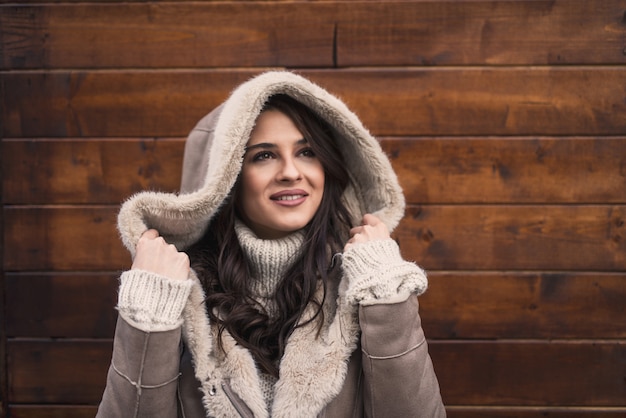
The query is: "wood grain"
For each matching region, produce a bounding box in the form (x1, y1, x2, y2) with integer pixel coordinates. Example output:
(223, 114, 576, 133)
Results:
(5, 272, 624, 340)
(5, 205, 625, 271)
(7, 405, 626, 418)
(2, 1, 624, 68)
(430, 340, 626, 406)
(3, 138, 184, 204)
(0, 2, 336, 69)
(336, 0, 626, 66)
(8, 405, 99, 418)
(397, 204, 626, 271)
(7, 340, 112, 404)
(3, 206, 130, 271)
(4, 68, 626, 138)
(5, 274, 118, 338)
(7, 339, 625, 405)
(2, 70, 249, 138)
(445, 406, 626, 418)
(382, 137, 626, 205)
(420, 272, 626, 339)
(3, 137, 626, 205)
(5, 137, 626, 205)
(305, 68, 626, 137)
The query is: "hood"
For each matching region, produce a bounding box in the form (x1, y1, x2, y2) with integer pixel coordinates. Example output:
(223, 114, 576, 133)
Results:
(117, 71, 405, 256)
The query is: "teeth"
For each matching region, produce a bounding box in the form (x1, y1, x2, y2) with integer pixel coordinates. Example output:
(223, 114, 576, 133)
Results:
(276, 195, 304, 201)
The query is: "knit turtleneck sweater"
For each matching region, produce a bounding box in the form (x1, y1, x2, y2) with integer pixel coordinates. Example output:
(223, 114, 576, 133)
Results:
(235, 220, 305, 316)
(234, 219, 305, 410)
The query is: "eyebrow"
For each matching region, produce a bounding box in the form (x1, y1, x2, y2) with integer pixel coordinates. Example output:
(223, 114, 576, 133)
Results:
(244, 138, 308, 153)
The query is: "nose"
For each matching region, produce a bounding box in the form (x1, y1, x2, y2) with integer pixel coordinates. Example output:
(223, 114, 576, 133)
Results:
(277, 157, 302, 181)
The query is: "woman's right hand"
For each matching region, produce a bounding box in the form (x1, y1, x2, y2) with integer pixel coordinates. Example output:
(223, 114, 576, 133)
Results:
(131, 229, 190, 281)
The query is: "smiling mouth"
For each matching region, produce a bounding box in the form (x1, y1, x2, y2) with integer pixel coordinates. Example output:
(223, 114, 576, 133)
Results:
(273, 195, 306, 201)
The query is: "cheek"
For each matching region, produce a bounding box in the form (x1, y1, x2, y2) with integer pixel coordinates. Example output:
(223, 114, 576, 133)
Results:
(239, 170, 263, 206)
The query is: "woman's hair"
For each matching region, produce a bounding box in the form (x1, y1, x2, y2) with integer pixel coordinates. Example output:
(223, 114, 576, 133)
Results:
(188, 94, 353, 376)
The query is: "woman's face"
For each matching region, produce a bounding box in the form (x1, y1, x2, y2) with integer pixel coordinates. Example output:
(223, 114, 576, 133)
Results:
(239, 109, 325, 239)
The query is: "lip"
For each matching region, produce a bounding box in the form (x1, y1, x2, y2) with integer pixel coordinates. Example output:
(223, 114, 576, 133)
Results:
(270, 189, 308, 206)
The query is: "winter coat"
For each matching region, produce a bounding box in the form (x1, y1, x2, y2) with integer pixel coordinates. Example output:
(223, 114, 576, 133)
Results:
(97, 71, 446, 417)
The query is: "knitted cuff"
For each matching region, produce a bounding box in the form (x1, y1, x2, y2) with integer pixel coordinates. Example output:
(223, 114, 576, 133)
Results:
(117, 269, 193, 332)
(341, 239, 428, 305)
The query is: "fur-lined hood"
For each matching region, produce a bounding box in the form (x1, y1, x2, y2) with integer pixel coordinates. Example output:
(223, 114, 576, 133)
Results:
(117, 71, 405, 256)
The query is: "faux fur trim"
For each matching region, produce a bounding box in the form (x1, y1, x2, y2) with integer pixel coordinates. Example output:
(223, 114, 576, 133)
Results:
(181, 273, 268, 417)
(181, 271, 359, 417)
(271, 291, 360, 417)
(117, 71, 405, 256)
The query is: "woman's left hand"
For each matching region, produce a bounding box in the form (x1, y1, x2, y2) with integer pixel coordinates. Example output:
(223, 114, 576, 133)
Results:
(344, 213, 391, 251)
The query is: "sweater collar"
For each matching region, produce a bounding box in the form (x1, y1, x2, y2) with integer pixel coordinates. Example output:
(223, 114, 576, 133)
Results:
(234, 219, 305, 300)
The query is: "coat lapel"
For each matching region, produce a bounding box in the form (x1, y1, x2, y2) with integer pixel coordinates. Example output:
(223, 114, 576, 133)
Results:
(271, 277, 360, 418)
(182, 276, 269, 418)
(183, 273, 360, 418)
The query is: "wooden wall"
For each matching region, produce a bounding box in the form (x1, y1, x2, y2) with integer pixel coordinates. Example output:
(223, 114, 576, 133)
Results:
(2, 0, 626, 416)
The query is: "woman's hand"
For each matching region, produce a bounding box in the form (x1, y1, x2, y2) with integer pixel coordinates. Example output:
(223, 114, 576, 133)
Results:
(344, 214, 391, 252)
(131, 229, 190, 281)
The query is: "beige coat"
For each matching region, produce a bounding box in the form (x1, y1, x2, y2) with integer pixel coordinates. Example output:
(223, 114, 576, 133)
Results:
(97, 71, 446, 417)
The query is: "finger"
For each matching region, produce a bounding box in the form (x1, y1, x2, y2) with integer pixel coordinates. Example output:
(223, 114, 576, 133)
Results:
(141, 229, 159, 240)
(349, 225, 362, 236)
(362, 213, 381, 226)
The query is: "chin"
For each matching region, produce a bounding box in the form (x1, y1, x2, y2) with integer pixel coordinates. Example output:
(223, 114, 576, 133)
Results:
(275, 222, 308, 234)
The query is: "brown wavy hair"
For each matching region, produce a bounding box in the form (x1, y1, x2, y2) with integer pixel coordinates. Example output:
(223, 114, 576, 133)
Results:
(188, 94, 353, 376)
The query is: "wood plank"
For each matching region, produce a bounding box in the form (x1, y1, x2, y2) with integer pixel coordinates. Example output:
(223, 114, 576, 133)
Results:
(397, 204, 626, 271)
(0, 3, 335, 69)
(3, 206, 130, 271)
(7, 340, 111, 404)
(7, 339, 625, 405)
(430, 340, 626, 406)
(446, 406, 626, 418)
(5, 205, 625, 271)
(6, 405, 626, 418)
(305, 68, 626, 137)
(5, 274, 118, 339)
(5, 272, 624, 340)
(337, 0, 626, 66)
(0, 137, 6, 418)
(3, 138, 184, 204)
(420, 273, 626, 340)
(2, 70, 250, 138)
(4, 68, 626, 138)
(2, 1, 624, 68)
(5, 137, 626, 205)
(382, 137, 626, 205)
(8, 405, 98, 418)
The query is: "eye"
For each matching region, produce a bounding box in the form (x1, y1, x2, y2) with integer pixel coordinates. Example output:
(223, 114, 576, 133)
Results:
(252, 151, 274, 162)
(299, 147, 316, 158)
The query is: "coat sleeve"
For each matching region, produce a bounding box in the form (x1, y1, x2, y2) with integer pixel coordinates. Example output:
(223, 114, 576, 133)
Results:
(97, 269, 194, 417)
(359, 296, 446, 418)
(341, 239, 446, 417)
(96, 317, 182, 418)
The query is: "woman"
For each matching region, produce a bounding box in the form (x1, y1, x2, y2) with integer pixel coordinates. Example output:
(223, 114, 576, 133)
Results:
(98, 71, 445, 417)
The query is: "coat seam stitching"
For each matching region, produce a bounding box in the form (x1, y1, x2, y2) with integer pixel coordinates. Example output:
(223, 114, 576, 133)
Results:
(361, 337, 425, 360)
(134, 331, 151, 418)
